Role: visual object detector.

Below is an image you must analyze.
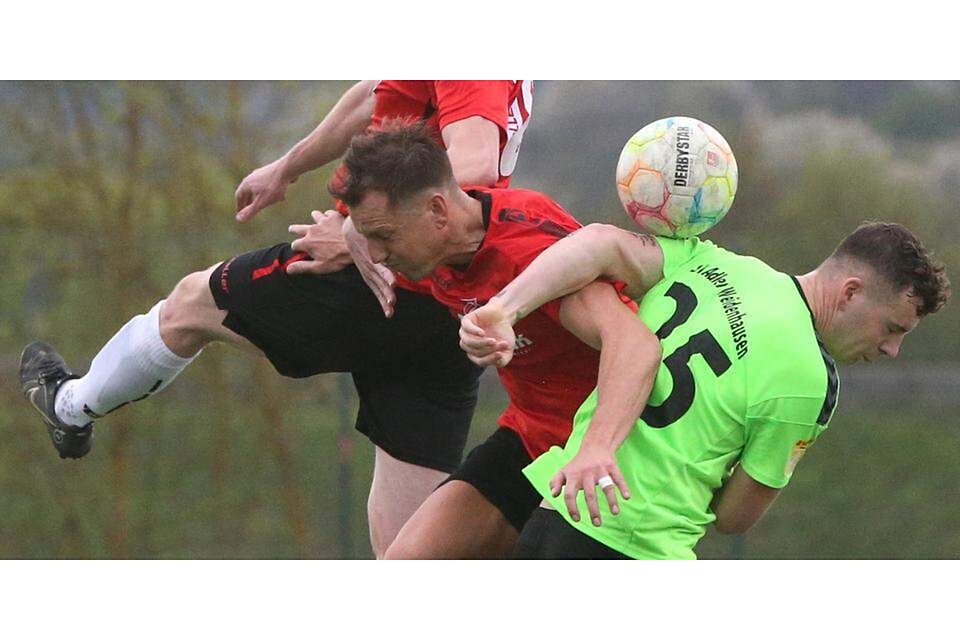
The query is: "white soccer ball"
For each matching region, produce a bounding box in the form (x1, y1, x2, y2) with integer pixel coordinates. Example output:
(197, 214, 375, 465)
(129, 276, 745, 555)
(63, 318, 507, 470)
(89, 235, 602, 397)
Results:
(616, 116, 738, 238)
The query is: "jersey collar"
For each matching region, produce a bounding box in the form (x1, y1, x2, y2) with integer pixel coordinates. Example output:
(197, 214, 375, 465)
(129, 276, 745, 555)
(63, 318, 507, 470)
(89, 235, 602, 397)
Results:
(789, 275, 817, 328)
(466, 188, 493, 231)
(446, 189, 492, 273)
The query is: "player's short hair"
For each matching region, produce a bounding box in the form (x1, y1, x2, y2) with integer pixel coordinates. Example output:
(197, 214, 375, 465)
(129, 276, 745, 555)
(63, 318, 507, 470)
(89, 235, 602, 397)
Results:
(329, 119, 455, 210)
(830, 221, 950, 317)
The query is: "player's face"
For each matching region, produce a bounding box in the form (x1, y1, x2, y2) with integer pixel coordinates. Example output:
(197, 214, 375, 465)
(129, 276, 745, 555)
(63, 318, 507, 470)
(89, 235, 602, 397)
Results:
(828, 280, 920, 365)
(351, 190, 444, 280)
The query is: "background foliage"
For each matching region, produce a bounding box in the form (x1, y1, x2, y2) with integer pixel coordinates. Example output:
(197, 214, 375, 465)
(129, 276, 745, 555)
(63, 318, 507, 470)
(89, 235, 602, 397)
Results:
(1, 81, 956, 558)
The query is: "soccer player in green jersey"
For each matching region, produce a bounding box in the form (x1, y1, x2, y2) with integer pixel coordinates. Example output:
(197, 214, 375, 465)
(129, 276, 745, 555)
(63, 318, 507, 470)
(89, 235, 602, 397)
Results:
(460, 221, 950, 559)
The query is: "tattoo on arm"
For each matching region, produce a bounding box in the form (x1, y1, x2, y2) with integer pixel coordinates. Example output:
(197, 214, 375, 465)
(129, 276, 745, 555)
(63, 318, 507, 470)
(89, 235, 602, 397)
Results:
(631, 232, 657, 247)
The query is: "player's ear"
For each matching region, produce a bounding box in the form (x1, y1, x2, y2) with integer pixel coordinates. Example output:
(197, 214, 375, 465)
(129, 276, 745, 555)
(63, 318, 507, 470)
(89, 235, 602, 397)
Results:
(428, 193, 448, 229)
(838, 276, 863, 308)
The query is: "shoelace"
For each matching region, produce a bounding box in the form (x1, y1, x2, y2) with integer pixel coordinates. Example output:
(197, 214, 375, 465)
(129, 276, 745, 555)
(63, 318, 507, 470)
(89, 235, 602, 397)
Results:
(37, 359, 66, 384)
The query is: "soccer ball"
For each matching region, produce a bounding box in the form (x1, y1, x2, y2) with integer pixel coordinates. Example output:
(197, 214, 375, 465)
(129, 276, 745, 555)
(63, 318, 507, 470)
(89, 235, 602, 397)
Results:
(616, 116, 738, 238)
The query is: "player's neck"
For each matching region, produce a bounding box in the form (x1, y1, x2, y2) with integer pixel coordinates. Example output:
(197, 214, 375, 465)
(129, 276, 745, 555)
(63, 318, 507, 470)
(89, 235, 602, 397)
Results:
(796, 270, 838, 335)
(442, 189, 487, 267)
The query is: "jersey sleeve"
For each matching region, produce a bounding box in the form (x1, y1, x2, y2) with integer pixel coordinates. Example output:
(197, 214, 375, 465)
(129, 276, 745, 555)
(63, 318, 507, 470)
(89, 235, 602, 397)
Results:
(433, 81, 512, 133)
(654, 236, 701, 281)
(740, 396, 830, 489)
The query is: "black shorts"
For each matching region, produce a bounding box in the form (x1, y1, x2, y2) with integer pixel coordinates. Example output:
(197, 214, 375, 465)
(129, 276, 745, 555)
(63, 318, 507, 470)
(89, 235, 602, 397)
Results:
(209, 243, 481, 473)
(445, 427, 543, 533)
(514, 507, 631, 560)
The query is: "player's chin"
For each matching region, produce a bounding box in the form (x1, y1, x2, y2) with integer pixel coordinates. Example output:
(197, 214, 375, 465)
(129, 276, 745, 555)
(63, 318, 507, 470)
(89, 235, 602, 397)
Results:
(838, 352, 864, 365)
(398, 266, 429, 280)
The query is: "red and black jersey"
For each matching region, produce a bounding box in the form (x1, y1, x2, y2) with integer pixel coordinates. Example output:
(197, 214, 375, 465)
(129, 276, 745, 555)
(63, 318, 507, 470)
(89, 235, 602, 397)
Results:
(399, 187, 636, 458)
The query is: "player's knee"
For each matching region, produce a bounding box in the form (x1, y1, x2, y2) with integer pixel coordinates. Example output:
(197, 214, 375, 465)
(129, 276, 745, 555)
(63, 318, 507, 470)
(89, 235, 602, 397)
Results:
(381, 527, 431, 559)
(160, 266, 221, 354)
(163, 268, 217, 328)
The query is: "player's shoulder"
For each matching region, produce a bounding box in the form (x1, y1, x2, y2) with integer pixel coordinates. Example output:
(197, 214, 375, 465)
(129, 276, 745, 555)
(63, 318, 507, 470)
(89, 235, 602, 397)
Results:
(649, 236, 838, 425)
(742, 281, 839, 426)
(481, 187, 581, 231)
(743, 272, 824, 359)
(654, 236, 776, 284)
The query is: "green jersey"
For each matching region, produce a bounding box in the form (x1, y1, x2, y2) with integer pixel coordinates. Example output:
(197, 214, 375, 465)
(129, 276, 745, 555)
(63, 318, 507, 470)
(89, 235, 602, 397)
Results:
(523, 237, 840, 559)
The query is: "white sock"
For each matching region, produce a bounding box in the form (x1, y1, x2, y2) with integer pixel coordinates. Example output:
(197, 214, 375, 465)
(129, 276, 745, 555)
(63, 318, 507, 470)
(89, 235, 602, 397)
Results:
(54, 300, 198, 426)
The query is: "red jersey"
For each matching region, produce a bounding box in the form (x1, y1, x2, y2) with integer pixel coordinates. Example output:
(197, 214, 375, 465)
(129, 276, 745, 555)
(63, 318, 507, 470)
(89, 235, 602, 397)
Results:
(399, 187, 635, 458)
(373, 81, 533, 188)
(332, 81, 532, 216)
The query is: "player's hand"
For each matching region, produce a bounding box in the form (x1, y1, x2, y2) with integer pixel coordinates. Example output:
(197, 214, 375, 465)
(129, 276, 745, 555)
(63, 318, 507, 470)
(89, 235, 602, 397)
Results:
(286, 210, 354, 275)
(549, 443, 631, 526)
(459, 298, 515, 367)
(235, 158, 295, 222)
(343, 216, 397, 318)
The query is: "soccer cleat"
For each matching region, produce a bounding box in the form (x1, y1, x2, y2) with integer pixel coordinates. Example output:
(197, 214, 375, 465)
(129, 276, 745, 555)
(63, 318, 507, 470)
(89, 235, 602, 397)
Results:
(19, 341, 94, 459)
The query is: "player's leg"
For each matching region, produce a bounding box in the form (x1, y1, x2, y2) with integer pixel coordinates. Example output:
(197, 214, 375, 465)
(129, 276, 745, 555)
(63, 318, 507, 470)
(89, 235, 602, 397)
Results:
(367, 447, 449, 559)
(170, 245, 483, 556)
(48, 240, 379, 429)
(20, 262, 251, 459)
(383, 428, 542, 559)
(350, 291, 481, 557)
(160, 265, 260, 357)
(513, 506, 632, 560)
(383, 479, 518, 559)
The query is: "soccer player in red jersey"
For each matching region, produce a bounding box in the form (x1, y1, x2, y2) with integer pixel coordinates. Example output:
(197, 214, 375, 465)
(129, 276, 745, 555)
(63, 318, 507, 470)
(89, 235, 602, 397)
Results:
(19, 81, 534, 558)
(329, 122, 663, 558)
(236, 80, 533, 314)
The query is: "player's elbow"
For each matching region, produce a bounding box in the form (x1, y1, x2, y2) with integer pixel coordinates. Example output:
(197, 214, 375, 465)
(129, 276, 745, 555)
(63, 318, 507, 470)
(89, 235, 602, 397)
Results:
(455, 159, 499, 188)
(645, 331, 662, 360)
(714, 515, 755, 535)
(624, 325, 662, 370)
(713, 504, 766, 535)
(579, 223, 631, 258)
(580, 223, 623, 240)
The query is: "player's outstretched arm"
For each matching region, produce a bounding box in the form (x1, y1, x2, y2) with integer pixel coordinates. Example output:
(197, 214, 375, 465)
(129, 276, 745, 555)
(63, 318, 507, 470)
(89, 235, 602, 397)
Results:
(461, 224, 666, 363)
(712, 466, 781, 534)
(492, 224, 666, 325)
(550, 282, 662, 527)
(235, 80, 377, 222)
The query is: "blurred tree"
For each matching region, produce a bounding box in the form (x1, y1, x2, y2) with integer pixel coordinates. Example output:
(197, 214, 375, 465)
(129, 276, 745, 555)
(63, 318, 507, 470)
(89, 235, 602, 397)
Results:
(1, 80, 956, 559)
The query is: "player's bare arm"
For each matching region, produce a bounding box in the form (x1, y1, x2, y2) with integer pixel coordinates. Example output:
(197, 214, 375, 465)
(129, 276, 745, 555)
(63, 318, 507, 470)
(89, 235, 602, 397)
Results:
(441, 116, 501, 187)
(552, 282, 662, 526)
(235, 80, 377, 223)
(499, 223, 663, 322)
(460, 223, 665, 363)
(712, 466, 782, 534)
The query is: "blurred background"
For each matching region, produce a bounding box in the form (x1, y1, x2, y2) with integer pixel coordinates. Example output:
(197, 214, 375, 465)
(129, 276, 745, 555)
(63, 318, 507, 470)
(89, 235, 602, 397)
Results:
(1, 81, 957, 559)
